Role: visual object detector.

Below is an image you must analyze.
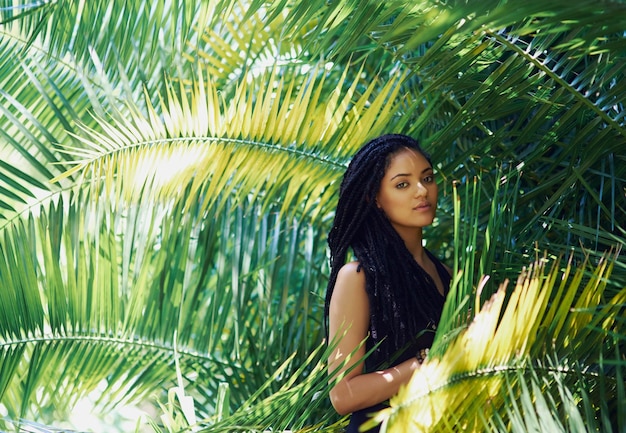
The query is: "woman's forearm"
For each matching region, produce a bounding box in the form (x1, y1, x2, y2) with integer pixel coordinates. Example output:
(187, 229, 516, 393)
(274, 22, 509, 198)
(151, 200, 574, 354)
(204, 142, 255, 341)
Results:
(330, 357, 420, 415)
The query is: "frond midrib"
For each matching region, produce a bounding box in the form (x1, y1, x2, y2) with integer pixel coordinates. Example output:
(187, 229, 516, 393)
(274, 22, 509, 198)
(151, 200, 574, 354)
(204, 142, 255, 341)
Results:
(0, 332, 231, 366)
(61, 135, 348, 169)
(396, 360, 613, 410)
(490, 29, 626, 140)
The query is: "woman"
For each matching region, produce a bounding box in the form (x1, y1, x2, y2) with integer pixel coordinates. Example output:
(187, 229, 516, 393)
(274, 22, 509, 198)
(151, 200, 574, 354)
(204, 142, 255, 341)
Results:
(325, 134, 451, 432)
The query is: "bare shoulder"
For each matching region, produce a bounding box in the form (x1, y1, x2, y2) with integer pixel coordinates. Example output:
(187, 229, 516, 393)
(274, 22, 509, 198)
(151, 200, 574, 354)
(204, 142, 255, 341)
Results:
(337, 261, 365, 282)
(328, 261, 370, 341)
(330, 261, 368, 312)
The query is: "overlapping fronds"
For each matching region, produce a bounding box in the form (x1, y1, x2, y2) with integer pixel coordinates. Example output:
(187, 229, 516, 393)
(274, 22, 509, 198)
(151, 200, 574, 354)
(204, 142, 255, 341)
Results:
(267, 0, 626, 259)
(0, 0, 222, 78)
(378, 253, 626, 432)
(271, 0, 626, 63)
(1, 0, 625, 431)
(0, 0, 256, 226)
(188, 0, 307, 84)
(0, 180, 331, 426)
(49, 64, 405, 222)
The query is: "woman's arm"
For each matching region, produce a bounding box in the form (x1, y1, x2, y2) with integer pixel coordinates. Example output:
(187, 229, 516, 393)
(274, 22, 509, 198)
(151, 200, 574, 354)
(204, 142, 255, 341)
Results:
(327, 262, 420, 416)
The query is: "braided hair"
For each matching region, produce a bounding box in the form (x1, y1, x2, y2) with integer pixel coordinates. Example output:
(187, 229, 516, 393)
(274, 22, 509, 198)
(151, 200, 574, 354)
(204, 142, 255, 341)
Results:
(325, 134, 446, 367)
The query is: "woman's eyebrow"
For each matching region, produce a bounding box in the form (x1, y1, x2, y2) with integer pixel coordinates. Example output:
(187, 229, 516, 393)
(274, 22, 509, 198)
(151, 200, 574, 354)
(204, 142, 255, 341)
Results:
(390, 173, 410, 181)
(390, 167, 433, 180)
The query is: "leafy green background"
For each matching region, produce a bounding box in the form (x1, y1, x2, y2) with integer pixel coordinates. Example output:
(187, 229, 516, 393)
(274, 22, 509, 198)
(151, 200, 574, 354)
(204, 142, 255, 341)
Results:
(0, 0, 624, 431)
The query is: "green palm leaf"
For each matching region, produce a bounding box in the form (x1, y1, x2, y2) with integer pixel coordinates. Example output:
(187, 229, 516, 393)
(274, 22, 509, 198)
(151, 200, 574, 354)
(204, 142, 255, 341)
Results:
(269, 0, 626, 256)
(49, 64, 405, 221)
(381, 253, 625, 432)
(1, 0, 625, 431)
(0, 186, 332, 427)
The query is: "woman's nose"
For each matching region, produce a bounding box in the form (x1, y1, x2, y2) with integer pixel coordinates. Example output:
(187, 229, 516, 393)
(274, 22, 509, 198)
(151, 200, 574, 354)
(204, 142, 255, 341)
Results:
(415, 182, 427, 197)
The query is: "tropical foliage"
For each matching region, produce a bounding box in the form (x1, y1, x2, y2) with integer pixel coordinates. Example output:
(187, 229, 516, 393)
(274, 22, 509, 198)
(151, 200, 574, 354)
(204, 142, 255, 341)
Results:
(0, 0, 624, 432)
(381, 249, 625, 432)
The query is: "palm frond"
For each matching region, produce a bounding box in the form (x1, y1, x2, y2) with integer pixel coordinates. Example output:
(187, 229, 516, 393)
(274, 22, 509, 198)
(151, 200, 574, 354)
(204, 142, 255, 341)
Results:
(0, 180, 332, 426)
(48, 64, 405, 222)
(380, 252, 625, 432)
(264, 0, 626, 259)
(2, 0, 626, 431)
(189, 1, 308, 86)
(0, 0, 221, 76)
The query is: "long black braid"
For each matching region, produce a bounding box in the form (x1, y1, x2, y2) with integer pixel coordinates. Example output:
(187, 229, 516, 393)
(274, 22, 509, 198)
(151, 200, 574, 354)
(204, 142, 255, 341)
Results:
(325, 134, 446, 368)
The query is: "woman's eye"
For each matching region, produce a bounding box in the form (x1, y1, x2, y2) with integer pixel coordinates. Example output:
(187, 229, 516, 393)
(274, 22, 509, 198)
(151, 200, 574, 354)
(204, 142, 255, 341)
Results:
(396, 181, 409, 189)
(423, 175, 434, 184)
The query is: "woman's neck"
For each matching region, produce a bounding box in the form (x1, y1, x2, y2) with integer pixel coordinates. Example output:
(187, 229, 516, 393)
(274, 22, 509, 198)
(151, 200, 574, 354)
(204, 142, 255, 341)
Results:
(395, 227, 426, 262)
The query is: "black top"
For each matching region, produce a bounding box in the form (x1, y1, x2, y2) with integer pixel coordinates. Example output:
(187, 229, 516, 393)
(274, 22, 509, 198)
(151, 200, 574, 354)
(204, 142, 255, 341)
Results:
(345, 250, 451, 433)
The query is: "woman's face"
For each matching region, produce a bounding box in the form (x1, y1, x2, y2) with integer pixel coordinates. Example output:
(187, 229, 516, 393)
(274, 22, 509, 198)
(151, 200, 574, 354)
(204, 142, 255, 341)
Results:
(375, 148, 438, 232)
